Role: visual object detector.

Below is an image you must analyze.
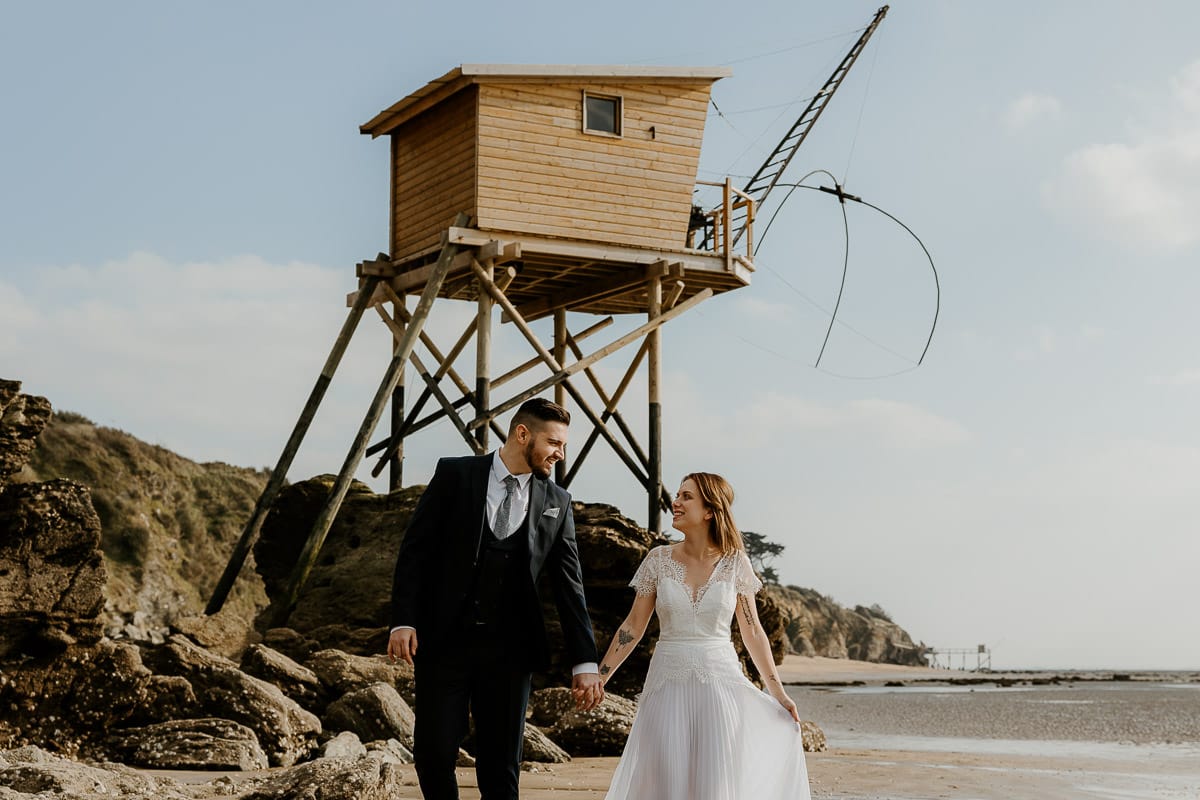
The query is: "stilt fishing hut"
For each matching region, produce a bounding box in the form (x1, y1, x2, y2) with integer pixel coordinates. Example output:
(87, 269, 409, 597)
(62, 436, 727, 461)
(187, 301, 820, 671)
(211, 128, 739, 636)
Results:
(208, 7, 889, 624)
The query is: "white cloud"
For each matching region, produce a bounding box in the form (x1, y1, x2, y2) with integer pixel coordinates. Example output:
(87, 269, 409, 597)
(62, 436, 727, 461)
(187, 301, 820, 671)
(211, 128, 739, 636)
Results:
(732, 295, 793, 323)
(661, 378, 969, 453)
(845, 398, 971, 448)
(1004, 92, 1062, 132)
(1042, 60, 1200, 251)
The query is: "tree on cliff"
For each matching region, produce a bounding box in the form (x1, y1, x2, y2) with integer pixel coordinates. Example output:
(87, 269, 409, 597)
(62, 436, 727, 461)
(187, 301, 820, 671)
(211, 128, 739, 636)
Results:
(742, 531, 785, 584)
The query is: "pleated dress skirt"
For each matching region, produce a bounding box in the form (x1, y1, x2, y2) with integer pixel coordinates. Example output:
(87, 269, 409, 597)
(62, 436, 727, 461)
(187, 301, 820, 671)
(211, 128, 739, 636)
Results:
(604, 638, 811, 800)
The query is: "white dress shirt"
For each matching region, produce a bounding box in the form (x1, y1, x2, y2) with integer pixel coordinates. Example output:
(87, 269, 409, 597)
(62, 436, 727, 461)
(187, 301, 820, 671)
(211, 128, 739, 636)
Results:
(487, 450, 532, 538)
(392, 452, 597, 676)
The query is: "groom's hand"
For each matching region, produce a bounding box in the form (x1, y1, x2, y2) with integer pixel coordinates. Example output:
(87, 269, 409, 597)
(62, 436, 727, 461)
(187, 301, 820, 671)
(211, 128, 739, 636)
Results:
(572, 672, 604, 711)
(388, 628, 418, 666)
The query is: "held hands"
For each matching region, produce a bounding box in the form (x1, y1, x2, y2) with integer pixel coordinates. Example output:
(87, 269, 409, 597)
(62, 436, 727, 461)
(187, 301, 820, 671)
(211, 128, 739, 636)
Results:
(572, 671, 604, 711)
(387, 628, 418, 666)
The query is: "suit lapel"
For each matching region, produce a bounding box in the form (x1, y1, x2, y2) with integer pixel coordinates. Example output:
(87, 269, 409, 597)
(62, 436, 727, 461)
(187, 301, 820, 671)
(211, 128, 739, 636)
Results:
(469, 454, 492, 563)
(527, 476, 548, 577)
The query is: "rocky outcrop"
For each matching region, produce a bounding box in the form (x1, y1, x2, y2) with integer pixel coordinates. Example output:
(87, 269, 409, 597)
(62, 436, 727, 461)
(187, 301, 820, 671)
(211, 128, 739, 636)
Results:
(0, 380, 51, 483)
(0, 381, 107, 660)
(302, 648, 416, 707)
(0, 639, 195, 756)
(104, 718, 270, 770)
(0, 745, 407, 800)
(0, 745, 195, 799)
(765, 584, 927, 666)
(252, 475, 415, 635)
(143, 634, 321, 766)
(241, 643, 325, 711)
(801, 720, 827, 752)
(323, 683, 415, 750)
(534, 687, 638, 757)
(236, 754, 405, 800)
(19, 403, 268, 647)
(520, 723, 571, 764)
(0, 480, 107, 659)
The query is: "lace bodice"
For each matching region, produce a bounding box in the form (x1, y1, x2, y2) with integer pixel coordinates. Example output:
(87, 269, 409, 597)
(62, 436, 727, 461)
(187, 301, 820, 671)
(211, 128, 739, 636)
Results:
(629, 545, 763, 642)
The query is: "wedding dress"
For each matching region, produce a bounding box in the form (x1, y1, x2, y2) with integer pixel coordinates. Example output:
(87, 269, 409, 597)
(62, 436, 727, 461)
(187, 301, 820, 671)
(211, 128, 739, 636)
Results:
(605, 545, 811, 800)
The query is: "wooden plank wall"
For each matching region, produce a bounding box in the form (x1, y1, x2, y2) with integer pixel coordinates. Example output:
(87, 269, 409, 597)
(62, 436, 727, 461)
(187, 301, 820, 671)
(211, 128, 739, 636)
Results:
(475, 80, 711, 251)
(391, 86, 478, 260)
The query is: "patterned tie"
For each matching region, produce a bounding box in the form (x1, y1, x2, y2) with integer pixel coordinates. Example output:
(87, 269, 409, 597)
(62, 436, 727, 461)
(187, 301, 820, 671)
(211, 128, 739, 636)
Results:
(494, 474, 520, 539)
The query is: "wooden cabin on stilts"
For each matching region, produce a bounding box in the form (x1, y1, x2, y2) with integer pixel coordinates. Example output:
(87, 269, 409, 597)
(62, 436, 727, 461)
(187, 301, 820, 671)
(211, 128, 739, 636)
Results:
(206, 64, 759, 624)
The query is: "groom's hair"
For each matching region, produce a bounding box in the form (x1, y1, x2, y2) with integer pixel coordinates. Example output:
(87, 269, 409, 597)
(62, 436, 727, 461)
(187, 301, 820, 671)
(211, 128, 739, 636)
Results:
(510, 397, 571, 435)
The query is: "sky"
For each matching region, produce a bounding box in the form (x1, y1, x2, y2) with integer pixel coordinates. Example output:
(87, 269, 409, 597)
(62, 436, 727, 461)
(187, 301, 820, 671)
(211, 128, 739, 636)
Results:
(2, 1, 1198, 671)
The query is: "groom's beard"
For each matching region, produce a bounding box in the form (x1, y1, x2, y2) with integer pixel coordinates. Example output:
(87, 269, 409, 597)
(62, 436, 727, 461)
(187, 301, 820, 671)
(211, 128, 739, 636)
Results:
(525, 440, 552, 479)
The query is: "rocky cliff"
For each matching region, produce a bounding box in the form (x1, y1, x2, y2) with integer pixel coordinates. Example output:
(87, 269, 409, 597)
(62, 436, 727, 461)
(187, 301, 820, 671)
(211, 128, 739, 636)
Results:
(16, 404, 268, 646)
(765, 584, 927, 666)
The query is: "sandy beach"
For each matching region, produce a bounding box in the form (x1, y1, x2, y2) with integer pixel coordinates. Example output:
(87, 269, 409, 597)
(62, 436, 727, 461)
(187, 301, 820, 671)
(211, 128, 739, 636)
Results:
(156, 655, 1200, 799)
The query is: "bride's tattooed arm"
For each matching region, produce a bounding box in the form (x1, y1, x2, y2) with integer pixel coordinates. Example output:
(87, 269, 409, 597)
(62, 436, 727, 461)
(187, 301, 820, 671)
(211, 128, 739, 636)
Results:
(597, 595, 656, 687)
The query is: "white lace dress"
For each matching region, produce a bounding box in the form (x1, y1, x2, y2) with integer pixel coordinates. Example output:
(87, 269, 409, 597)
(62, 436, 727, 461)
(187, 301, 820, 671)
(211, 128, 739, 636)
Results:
(605, 545, 811, 800)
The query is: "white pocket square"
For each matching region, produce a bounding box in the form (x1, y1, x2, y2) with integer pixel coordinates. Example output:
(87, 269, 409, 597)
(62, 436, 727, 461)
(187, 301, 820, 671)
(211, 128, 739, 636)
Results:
(542, 507, 560, 518)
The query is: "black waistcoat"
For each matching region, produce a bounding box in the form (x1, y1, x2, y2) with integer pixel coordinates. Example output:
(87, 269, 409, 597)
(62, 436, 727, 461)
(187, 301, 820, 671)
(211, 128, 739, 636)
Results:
(466, 507, 532, 632)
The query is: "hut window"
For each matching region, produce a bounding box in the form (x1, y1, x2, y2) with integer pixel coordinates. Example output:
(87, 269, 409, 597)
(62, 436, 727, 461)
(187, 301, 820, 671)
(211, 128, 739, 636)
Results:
(583, 92, 622, 136)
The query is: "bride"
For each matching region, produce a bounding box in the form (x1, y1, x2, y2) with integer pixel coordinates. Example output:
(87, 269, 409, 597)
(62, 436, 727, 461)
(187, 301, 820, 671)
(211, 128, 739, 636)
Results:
(598, 472, 811, 800)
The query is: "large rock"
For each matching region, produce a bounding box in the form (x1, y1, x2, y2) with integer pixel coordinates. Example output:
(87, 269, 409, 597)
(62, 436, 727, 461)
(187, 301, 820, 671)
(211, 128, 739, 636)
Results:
(236, 754, 406, 800)
(546, 690, 638, 757)
(304, 648, 416, 707)
(801, 720, 827, 752)
(146, 634, 320, 766)
(104, 717, 269, 770)
(0, 745, 195, 799)
(319, 730, 367, 760)
(0, 479, 106, 658)
(323, 683, 415, 750)
(241, 643, 325, 711)
(253, 476, 416, 635)
(0, 380, 52, 485)
(0, 640, 195, 756)
(521, 723, 570, 764)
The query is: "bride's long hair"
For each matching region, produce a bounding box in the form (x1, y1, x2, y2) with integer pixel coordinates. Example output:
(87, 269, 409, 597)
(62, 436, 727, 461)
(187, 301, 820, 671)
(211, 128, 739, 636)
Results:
(682, 472, 745, 554)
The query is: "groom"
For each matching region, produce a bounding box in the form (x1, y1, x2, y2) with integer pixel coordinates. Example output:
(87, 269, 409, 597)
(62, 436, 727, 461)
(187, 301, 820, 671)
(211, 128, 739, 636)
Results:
(387, 397, 603, 800)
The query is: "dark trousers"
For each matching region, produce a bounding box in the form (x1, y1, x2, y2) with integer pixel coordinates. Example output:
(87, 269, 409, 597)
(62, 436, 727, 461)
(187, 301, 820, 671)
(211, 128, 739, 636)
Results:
(413, 633, 532, 800)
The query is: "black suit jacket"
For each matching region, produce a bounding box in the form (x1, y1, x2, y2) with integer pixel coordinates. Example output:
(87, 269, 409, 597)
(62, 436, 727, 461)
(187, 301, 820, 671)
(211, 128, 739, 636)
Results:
(390, 453, 598, 671)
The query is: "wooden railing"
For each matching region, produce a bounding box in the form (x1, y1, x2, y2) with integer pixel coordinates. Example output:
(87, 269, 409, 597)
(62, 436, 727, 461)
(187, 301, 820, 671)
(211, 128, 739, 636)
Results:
(688, 177, 756, 270)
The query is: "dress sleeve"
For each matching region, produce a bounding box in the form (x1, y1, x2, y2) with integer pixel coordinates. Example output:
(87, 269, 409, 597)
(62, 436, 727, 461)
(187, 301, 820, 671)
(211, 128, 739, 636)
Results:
(734, 551, 764, 596)
(629, 547, 660, 596)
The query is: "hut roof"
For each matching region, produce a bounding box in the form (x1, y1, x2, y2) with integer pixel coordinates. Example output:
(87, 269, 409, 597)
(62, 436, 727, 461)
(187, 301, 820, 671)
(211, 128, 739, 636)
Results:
(360, 63, 732, 138)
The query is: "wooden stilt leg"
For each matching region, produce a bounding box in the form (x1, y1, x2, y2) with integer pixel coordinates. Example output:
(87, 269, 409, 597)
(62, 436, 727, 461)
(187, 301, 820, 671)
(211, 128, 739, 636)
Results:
(476, 260, 494, 453)
(648, 275, 664, 533)
(553, 308, 567, 484)
(389, 295, 405, 491)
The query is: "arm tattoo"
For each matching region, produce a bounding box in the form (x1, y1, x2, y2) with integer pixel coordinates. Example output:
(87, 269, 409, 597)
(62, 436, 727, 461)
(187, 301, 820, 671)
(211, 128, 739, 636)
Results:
(768, 675, 781, 684)
(739, 596, 754, 629)
(600, 664, 611, 676)
(617, 628, 634, 648)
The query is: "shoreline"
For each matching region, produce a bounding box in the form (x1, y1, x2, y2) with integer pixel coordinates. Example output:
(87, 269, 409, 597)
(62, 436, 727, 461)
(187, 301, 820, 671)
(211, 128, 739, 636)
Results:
(137, 657, 1200, 799)
(777, 654, 1200, 685)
